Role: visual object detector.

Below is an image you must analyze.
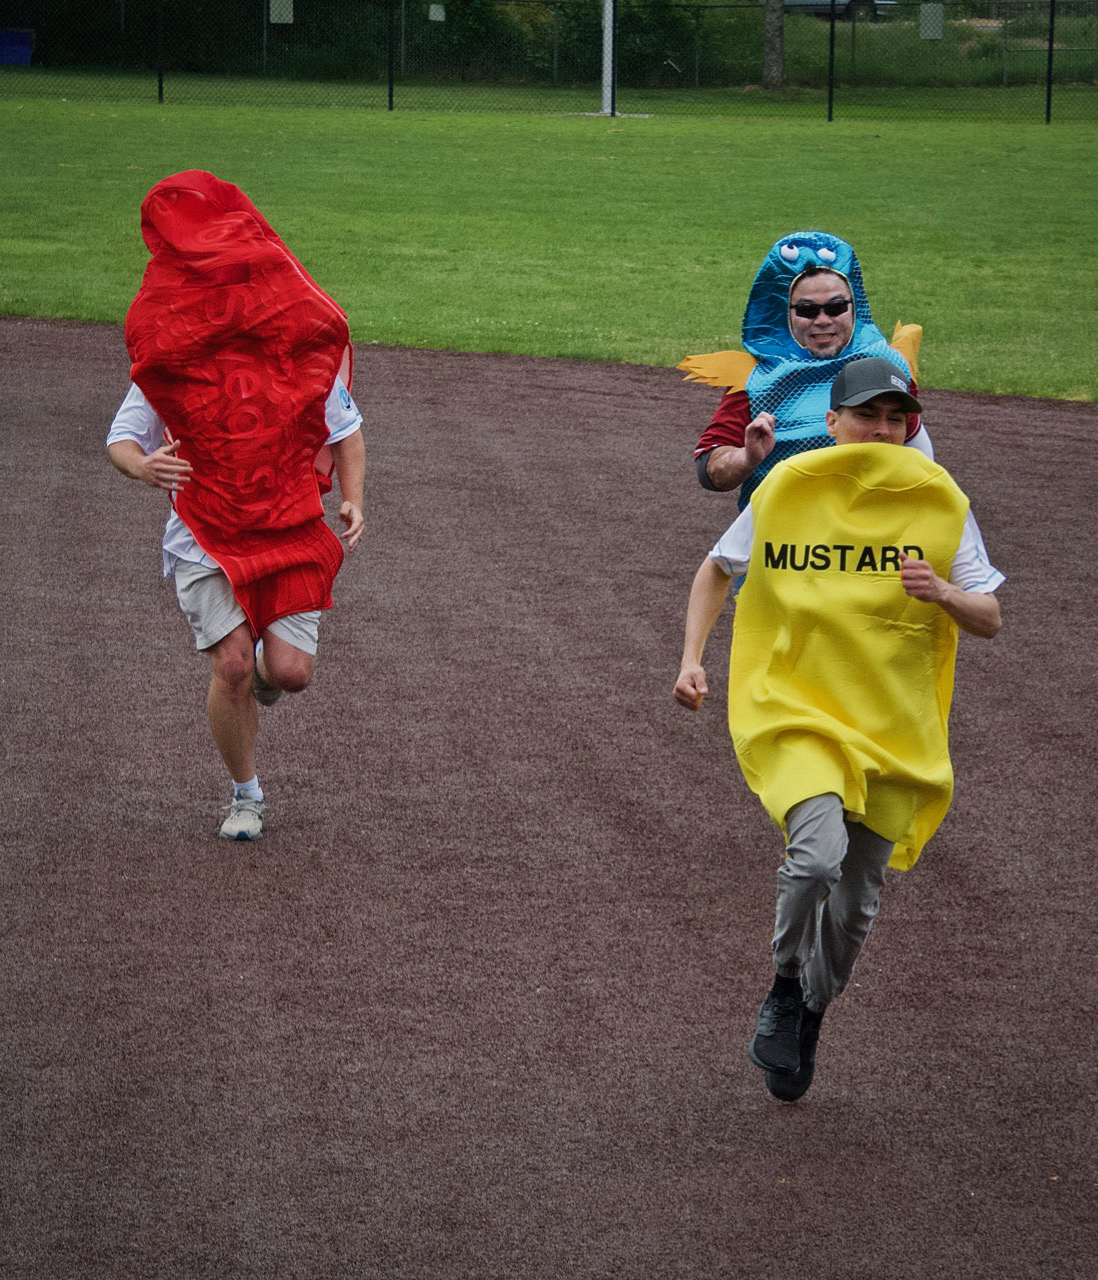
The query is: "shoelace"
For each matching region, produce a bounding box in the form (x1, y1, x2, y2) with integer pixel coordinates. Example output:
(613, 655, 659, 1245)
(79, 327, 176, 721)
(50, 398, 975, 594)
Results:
(767, 997, 802, 1031)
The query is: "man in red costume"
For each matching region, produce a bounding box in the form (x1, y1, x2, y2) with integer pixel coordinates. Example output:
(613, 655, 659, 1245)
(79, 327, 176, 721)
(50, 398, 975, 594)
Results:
(107, 171, 365, 841)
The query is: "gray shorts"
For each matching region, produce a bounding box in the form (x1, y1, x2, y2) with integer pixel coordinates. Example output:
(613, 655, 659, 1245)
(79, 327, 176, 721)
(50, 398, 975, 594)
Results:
(173, 559, 321, 655)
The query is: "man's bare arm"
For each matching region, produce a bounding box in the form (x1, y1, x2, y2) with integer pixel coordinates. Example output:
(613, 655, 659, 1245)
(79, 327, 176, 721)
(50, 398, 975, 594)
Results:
(899, 554, 1002, 639)
(704, 445, 755, 491)
(107, 438, 192, 491)
(702, 413, 777, 492)
(673, 557, 733, 710)
(330, 430, 366, 552)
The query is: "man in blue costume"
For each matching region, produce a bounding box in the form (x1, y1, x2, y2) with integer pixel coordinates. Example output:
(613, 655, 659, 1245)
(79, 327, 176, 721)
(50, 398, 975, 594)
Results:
(682, 231, 933, 507)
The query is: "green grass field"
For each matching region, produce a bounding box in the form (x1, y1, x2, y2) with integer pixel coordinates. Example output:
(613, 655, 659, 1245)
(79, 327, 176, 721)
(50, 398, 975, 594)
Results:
(1, 93, 1095, 399)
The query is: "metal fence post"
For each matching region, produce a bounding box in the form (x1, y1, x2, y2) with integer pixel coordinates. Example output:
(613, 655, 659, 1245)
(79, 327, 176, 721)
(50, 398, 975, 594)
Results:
(1046, 0, 1057, 123)
(388, 0, 396, 110)
(828, 0, 837, 121)
(612, 0, 618, 116)
(156, 0, 164, 102)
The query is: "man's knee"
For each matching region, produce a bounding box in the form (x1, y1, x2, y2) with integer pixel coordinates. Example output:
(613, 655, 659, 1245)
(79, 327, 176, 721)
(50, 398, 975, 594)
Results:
(782, 794, 847, 887)
(263, 643, 314, 694)
(780, 846, 843, 892)
(207, 627, 255, 692)
(276, 663, 313, 695)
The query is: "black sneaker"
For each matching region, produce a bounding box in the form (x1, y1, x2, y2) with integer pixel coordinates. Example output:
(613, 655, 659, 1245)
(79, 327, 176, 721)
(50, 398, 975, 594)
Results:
(748, 992, 803, 1075)
(765, 1007, 823, 1102)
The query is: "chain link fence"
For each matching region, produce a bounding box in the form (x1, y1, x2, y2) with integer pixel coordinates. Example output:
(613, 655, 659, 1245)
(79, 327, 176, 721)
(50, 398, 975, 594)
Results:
(1, 0, 1095, 119)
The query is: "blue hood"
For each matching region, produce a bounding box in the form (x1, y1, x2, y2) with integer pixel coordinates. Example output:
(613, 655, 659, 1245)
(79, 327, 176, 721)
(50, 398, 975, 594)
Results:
(742, 230, 884, 361)
(737, 231, 913, 508)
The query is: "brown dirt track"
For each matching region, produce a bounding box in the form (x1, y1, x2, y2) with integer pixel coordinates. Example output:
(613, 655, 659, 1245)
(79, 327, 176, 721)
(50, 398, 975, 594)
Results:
(2, 315, 1096, 1279)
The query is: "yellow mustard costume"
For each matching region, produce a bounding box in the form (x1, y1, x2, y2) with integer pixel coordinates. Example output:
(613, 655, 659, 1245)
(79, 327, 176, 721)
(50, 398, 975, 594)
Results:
(729, 445, 969, 871)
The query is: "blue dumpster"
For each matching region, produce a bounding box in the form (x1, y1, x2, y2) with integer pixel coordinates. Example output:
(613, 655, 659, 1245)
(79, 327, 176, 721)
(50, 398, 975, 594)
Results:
(1, 30, 34, 66)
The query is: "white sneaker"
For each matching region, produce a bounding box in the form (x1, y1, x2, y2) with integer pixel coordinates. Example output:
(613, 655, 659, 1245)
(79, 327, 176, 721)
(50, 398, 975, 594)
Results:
(219, 796, 266, 841)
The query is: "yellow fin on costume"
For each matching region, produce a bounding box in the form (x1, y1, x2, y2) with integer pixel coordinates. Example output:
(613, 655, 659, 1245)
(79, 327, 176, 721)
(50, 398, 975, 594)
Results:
(677, 349, 758, 392)
(889, 322, 922, 381)
(679, 333, 919, 392)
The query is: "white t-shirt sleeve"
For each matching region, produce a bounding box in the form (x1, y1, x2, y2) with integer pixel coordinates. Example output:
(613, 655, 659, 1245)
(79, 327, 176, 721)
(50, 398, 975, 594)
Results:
(106, 383, 165, 451)
(949, 511, 1004, 593)
(708, 507, 754, 578)
(325, 376, 363, 443)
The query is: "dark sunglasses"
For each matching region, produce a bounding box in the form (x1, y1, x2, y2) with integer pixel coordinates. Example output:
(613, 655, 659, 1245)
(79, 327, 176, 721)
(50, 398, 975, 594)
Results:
(790, 299, 852, 320)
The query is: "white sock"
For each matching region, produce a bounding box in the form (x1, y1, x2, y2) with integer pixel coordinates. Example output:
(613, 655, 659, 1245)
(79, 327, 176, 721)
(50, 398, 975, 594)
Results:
(233, 776, 264, 802)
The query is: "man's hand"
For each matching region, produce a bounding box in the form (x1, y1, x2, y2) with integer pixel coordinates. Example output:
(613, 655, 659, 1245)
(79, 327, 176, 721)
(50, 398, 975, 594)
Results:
(107, 438, 192, 491)
(142, 440, 193, 491)
(339, 501, 364, 552)
(743, 412, 777, 469)
(898, 552, 946, 603)
(674, 664, 709, 711)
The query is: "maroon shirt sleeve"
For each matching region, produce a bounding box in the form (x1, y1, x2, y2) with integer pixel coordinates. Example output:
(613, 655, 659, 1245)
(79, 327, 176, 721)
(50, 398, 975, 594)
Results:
(905, 378, 922, 442)
(694, 389, 752, 458)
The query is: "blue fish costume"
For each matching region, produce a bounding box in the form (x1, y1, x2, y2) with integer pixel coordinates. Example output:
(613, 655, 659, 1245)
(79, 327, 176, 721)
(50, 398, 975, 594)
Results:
(679, 230, 923, 508)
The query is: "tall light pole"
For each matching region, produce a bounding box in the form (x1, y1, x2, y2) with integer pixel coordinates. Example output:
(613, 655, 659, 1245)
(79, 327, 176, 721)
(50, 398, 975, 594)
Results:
(601, 0, 616, 116)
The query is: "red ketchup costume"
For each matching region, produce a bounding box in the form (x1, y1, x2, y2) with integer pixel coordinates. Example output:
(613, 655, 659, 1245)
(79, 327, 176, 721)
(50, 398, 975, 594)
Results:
(125, 170, 353, 638)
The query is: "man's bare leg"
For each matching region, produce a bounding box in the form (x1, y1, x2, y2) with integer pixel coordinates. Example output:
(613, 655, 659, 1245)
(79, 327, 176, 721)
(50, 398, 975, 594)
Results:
(207, 623, 260, 783)
(256, 629, 315, 695)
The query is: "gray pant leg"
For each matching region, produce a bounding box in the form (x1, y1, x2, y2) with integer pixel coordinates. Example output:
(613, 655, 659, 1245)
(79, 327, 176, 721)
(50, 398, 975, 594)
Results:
(772, 794, 848, 980)
(802, 820, 894, 1012)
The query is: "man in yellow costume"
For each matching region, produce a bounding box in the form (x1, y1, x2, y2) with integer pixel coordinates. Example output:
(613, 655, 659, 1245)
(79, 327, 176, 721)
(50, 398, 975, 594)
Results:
(673, 358, 1004, 1102)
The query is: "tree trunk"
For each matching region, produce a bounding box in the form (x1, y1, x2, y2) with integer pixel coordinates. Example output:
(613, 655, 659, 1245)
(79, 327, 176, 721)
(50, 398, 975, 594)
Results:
(763, 0, 785, 89)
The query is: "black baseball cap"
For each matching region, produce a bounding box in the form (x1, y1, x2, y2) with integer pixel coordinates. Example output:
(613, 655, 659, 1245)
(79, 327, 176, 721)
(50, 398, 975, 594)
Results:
(830, 357, 922, 414)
